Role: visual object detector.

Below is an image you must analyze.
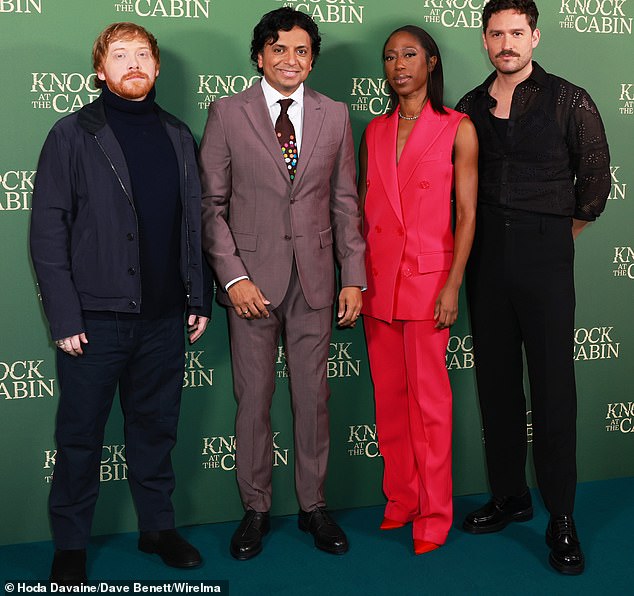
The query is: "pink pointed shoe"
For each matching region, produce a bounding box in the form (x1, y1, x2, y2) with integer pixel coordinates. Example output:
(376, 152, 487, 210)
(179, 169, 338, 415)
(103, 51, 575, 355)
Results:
(414, 540, 440, 555)
(380, 517, 406, 530)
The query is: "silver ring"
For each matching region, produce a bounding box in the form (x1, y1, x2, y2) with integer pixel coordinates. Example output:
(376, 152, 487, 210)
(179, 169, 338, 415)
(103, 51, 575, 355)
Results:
(242, 310, 249, 315)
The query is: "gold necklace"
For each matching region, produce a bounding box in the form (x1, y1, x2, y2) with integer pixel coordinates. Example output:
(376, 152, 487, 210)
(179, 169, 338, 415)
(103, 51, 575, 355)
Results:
(398, 110, 419, 120)
(398, 97, 427, 120)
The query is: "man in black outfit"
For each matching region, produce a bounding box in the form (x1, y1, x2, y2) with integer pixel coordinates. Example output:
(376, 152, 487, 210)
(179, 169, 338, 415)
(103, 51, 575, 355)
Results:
(30, 22, 212, 584)
(456, 0, 610, 575)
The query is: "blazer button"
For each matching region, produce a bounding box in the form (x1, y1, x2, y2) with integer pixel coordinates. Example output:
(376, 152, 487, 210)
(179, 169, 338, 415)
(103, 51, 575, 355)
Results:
(419, 181, 431, 189)
(374, 225, 382, 233)
(397, 228, 404, 237)
(401, 267, 413, 278)
(128, 267, 136, 275)
(284, 234, 292, 240)
(128, 300, 137, 309)
(372, 267, 379, 277)
(127, 233, 135, 241)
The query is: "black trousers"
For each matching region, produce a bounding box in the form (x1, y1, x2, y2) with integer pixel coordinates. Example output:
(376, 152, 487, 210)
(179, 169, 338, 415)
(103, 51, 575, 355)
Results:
(467, 207, 577, 516)
(50, 314, 185, 549)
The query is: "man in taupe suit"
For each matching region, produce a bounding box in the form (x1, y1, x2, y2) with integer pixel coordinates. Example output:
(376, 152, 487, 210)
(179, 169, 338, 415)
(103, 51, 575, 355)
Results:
(199, 7, 366, 560)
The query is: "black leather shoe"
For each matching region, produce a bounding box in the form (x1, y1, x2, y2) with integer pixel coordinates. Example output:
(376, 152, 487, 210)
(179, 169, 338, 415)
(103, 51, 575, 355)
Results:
(138, 529, 202, 568)
(546, 515, 585, 575)
(463, 490, 533, 534)
(230, 511, 270, 561)
(50, 549, 87, 585)
(298, 507, 349, 555)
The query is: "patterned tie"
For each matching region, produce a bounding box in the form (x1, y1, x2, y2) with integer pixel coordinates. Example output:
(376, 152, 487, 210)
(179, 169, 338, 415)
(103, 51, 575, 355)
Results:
(275, 98, 298, 182)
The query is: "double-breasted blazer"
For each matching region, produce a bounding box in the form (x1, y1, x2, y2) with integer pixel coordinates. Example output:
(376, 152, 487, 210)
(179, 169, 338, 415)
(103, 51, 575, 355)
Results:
(199, 82, 366, 309)
(362, 102, 467, 322)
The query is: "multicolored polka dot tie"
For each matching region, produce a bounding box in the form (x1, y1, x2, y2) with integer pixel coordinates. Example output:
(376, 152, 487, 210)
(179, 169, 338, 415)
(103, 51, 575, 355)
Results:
(276, 98, 298, 182)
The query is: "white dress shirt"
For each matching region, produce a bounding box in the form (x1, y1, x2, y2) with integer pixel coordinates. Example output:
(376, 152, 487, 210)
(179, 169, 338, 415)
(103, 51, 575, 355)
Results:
(260, 76, 305, 155)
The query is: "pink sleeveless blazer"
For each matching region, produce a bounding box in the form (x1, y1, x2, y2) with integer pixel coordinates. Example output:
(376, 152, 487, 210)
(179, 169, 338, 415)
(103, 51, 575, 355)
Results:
(362, 102, 467, 322)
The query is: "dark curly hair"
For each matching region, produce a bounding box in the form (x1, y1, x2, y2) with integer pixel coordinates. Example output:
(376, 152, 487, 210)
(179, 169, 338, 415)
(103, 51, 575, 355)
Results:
(250, 7, 321, 75)
(483, 0, 539, 32)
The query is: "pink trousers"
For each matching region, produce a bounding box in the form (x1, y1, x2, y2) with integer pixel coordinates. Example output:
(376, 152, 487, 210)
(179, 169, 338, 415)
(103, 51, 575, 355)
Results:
(364, 316, 452, 544)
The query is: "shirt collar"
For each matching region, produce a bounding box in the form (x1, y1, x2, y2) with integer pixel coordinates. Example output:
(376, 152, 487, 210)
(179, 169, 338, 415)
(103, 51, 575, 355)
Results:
(260, 77, 304, 109)
(526, 61, 548, 86)
(476, 61, 548, 107)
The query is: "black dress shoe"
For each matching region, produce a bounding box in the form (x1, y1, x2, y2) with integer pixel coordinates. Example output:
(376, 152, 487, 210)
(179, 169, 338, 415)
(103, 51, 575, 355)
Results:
(546, 515, 585, 575)
(138, 529, 202, 568)
(463, 490, 533, 534)
(298, 507, 349, 555)
(50, 549, 87, 585)
(230, 510, 270, 561)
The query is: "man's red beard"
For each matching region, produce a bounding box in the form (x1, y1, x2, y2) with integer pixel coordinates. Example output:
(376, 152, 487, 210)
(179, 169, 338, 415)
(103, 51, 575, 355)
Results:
(107, 72, 154, 100)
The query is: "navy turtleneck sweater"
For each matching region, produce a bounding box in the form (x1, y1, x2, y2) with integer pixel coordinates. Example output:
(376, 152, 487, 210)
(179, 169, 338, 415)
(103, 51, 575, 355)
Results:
(101, 85, 184, 319)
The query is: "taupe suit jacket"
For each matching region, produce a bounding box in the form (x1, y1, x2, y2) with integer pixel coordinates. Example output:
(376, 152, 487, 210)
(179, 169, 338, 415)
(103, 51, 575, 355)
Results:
(199, 82, 366, 310)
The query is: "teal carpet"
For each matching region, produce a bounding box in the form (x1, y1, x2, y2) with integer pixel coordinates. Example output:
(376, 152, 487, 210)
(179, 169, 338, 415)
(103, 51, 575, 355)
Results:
(2, 477, 632, 595)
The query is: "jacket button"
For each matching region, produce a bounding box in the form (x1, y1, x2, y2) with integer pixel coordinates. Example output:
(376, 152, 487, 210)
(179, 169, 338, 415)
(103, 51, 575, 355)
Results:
(374, 226, 382, 233)
(397, 228, 404, 237)
(419, 181, 431, 189)
(127, 233, 135, 241)
(128, 267, 136, 275)
(284, 235, 292, 240)
(128, 301, 137, 309)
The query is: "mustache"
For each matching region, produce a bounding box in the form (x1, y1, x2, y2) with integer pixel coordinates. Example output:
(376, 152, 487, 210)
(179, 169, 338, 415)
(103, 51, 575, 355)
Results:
(123, 72, 150, 81)
(496, 50, 520, 58)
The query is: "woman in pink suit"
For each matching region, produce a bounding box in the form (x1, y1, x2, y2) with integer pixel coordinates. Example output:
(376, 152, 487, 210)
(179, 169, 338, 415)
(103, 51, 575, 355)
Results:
(358, 25, 478, 554)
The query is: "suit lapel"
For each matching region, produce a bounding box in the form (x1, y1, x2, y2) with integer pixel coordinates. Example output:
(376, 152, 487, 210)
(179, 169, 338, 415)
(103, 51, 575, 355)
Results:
(374, 111, 403, 225)
(397, 101, 448, 191)
(293, 87, 325, 189)
(242, 84, 290, 182)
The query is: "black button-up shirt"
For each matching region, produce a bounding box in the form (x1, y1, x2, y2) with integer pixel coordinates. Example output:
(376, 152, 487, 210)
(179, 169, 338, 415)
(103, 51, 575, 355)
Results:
(456, 62, 610, 221)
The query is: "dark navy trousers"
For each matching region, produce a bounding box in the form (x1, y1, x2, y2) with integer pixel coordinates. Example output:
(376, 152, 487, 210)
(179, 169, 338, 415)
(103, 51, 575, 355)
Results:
(467, 207, 578, 516)
(50, 314, 185, 549)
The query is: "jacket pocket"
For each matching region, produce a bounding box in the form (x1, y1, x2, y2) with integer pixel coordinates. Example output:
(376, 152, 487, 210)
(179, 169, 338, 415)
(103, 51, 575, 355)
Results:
(319, 227, 333, 248)
(313, 142, 339, 157)
(417, 251, 453, 274)
(233, 231, 257, 252)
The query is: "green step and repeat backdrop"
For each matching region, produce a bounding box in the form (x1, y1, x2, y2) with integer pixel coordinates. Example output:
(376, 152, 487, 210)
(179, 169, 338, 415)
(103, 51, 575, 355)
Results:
(0, 0, 632, 546)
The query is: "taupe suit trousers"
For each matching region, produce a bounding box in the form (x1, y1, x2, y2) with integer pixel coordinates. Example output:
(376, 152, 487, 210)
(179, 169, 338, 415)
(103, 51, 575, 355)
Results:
(228, 262, 332, 512)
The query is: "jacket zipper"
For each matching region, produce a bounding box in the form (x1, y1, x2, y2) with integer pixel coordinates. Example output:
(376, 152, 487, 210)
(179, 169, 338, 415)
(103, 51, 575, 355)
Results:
(94, 135, 142, 308)
(182, 129, 192, 304)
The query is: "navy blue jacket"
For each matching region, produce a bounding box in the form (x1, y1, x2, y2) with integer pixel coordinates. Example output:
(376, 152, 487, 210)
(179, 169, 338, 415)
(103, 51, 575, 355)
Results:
(30, 95, 212, 341)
